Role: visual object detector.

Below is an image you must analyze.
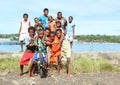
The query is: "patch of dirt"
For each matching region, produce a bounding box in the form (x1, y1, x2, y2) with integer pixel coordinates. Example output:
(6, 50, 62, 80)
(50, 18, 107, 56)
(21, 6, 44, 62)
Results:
(0, 71, 120, 85)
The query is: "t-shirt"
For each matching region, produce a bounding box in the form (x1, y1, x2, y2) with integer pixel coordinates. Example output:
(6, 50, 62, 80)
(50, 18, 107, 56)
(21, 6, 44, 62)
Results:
(67, 22, 75, 36)
(21, 20, 30, 33)
(37, 38, 47, 54)
(39, 15, 48, 29)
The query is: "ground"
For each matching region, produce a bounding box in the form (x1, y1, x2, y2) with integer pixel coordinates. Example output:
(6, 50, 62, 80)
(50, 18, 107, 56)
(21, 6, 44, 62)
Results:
(0, 71, 120, 85)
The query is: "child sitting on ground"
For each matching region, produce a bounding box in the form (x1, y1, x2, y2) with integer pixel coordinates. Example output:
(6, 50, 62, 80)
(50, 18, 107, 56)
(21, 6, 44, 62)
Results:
(19, 26, 36, 76)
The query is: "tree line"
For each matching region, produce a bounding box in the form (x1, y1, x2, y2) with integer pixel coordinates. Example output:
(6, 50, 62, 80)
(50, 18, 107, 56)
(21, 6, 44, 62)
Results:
(75, 35, 120, 43)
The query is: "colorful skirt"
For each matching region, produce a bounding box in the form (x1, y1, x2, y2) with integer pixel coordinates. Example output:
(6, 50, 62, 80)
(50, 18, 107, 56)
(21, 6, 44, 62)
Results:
(20, 52, 35, 65)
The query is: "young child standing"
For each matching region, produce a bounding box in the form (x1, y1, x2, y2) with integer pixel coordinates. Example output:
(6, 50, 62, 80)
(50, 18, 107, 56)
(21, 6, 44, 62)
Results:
(19, 13, 31, 52)
(50, 29, 63, 75)
(48, 16, 56, 32)
(56, 21, 71, 80)
(67, 16, 75, 48)
(19, 26, 36, 76)
(28, 29, 45, 77)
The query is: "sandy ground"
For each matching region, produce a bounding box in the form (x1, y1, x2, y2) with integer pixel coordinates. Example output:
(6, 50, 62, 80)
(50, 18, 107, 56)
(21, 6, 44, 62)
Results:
(0, 71, 120, 85)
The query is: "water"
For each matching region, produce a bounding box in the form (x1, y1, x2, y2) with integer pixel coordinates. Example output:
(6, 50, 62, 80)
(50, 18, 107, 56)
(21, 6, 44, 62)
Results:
(0, 42, 120, 52)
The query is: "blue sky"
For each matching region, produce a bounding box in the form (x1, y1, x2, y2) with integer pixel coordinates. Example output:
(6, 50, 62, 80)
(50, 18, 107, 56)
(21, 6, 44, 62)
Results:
(0, 0, 120, 35)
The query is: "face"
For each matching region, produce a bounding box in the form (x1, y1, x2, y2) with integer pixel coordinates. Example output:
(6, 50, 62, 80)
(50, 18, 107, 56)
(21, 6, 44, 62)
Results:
(56, 31, 62, 38)
(48, 16, 53, 22)
(45, 30, 50, 37)
(38, 31, 44, 38)
(34, 18, 39, 23)
(24, 15, 28, 21)
(50, 33, 55, 40)
(56, 22, 61, 27)
(69, 17, 73, 22)
(44, 10, 49, 16)
(29, 30, 35, 37)
(57, 13, 62, 19)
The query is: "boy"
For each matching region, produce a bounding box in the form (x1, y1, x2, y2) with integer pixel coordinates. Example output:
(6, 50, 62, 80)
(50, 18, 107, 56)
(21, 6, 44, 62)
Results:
(19, 26, 36, 76)
(19, 13, 31, 51)
(28, 29, 45, 77)
(67, 16, 75, 48)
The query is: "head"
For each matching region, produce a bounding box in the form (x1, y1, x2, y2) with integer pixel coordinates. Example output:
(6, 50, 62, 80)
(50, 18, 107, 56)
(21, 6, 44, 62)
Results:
(50, 32, 55, 41)
(43, 8, 49, 16)
(56, 29, 62, 38)
(69, 16, 73, 23)
(37, 29, 44, 38)
(56, 21, 61, 28)
(34, 17, 39, 23)
(23, 13, 28, 21)
(44, 28, 51, 37)
(48, 16, 53, 22)
(57, 12, 62, 19)
(28, 26, 35, 37)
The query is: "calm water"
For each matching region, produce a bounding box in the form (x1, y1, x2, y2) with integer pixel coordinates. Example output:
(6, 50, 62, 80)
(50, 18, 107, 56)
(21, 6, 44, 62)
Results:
(0, 42, 120, 52)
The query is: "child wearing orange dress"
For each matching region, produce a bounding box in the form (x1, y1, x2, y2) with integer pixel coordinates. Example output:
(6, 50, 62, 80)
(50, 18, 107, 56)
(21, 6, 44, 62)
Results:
(49, 30, 63, 75)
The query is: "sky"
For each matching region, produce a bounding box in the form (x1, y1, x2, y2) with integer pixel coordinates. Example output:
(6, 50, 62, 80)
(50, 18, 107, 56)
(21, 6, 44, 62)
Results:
(0, 0, 120, 35)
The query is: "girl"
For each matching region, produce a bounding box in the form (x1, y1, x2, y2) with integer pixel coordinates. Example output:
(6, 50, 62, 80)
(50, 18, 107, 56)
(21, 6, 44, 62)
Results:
(19, 13, 31, 52)
(19, 26, 36, 76)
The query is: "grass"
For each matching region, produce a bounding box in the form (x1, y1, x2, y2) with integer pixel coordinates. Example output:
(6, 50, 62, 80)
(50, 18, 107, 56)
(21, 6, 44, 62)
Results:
(0, 57, 120, 73)
(0, 57, 28, 71)
(71, 58, 120, 73)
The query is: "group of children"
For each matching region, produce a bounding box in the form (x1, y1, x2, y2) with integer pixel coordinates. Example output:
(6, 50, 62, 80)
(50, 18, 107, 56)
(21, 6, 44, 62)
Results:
(19, 8, 75, 80)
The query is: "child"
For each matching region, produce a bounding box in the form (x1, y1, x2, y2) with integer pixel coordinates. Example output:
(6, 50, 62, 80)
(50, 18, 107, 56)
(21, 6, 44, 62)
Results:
(19, 13, 31, 52)
(34, 17, 43, 31)
(19, 26, 36, 76)
(67, 16, 75, 48)
(56, 22, 71, 79)
(50, 30, 63, 75)
(48, 16, 56, 32)
(56, 21, 64, 34)
(28, 29, 45, 77)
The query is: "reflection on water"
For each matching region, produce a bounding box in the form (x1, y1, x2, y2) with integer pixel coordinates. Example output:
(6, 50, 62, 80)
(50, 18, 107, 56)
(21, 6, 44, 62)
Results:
(0, 42, 120, 52)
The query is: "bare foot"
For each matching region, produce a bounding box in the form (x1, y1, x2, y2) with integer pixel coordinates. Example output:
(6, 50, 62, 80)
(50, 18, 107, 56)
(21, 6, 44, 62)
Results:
(67, 75, 71, 80)
(19, 73, 23, 76)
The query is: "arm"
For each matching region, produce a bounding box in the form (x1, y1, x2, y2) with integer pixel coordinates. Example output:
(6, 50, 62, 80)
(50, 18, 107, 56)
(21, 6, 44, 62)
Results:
(18, 22, 22, 36)
(29, 21, 31, 27)
(72, 25, 75, 38)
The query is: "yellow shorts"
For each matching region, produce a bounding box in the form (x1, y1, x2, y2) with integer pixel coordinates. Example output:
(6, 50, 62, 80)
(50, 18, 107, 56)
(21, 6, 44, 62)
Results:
(61, 38, 71, 58)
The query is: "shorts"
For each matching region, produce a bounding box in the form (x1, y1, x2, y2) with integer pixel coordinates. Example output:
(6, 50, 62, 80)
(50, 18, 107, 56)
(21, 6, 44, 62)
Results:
(19, 33, 28, 41)
(61, 38, 71, 58)
(66, 35, 73, 42)
(68, 36, 73, 42)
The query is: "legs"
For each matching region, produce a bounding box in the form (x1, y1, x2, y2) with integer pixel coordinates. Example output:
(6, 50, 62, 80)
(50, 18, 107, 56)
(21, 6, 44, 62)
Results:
(70, 42, 73, 49)
(20, 65, 24, 76)
(67, 58, 71, 80)
(20, 41, 23, 51)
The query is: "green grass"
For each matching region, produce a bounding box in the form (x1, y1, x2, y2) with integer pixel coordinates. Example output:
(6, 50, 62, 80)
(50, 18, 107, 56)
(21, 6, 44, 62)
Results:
(0, 57, 120, 73)
(0, 57, 28, 71)
(71, 58, 120, 73)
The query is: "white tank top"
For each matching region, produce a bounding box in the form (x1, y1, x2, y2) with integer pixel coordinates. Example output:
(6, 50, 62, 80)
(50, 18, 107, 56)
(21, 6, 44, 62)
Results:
(21, 20, 30, 33)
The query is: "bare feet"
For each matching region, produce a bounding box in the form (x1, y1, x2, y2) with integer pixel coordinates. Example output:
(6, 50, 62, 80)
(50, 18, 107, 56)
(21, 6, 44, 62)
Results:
(67, 75, 71, 80)
(19, 73, 23, 76)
